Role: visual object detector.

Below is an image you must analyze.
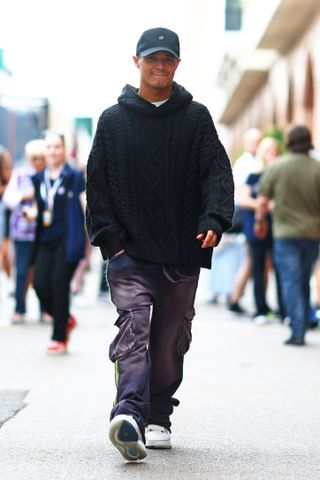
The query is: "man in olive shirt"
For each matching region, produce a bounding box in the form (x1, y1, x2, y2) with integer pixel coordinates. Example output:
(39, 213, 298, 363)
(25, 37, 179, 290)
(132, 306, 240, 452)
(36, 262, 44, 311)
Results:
(255, 125, 320, 346)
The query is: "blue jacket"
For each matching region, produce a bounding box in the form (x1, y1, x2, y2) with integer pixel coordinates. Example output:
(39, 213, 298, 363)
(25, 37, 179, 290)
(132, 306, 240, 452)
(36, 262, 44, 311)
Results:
(33, 163, 86, 263)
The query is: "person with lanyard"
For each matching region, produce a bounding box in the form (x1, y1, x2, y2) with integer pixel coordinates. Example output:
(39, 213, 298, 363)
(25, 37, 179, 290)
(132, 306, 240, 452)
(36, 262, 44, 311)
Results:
(29, 131, 86, 355)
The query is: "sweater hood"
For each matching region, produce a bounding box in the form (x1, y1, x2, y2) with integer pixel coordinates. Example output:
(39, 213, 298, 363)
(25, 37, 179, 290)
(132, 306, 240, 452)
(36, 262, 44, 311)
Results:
(118, 82, 193, 115)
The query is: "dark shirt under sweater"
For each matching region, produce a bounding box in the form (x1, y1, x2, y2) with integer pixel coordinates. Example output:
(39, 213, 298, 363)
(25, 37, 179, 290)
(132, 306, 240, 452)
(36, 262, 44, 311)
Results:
(86, 82, 234, 269)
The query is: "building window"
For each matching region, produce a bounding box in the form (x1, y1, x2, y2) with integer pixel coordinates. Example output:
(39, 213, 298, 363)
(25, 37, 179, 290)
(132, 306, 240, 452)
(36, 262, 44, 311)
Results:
(225, 0, 242, 31)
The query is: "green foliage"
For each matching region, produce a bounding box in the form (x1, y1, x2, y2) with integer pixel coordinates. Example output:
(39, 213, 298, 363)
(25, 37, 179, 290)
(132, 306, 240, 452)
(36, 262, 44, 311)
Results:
(263, 126, 286, 153)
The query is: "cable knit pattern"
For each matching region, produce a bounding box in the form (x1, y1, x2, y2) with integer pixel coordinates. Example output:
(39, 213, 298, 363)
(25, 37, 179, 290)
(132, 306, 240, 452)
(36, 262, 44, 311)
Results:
(86, 82, 234, 268)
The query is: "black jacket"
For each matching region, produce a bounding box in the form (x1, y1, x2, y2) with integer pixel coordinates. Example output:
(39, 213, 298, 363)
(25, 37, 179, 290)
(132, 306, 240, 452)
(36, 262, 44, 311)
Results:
(86, 82, 234, 268)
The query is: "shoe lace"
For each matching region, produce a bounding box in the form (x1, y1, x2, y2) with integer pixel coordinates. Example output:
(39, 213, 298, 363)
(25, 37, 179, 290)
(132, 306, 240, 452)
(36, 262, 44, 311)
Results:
(146, 425, 168, 434)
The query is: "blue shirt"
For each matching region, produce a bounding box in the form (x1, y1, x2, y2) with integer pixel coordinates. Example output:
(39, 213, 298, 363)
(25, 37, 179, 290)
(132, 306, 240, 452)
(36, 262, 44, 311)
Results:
(242, 172, 272, 242)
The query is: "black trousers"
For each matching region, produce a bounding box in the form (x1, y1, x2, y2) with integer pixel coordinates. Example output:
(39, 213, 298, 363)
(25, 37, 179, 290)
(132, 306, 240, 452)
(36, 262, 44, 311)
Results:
(33, 242, 78, 341)
(248, 238, 284, 317)
(249, 238, 272, 315)
(107, 252, 200, 436)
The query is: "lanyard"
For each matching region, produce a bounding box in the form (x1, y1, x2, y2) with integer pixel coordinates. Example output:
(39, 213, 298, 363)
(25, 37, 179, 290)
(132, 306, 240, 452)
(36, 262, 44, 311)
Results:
(40, 167, 65, 211)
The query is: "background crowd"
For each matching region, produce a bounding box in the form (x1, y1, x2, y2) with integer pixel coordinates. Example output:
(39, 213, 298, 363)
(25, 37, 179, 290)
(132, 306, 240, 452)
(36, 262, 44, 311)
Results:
(1, 122, 320, 350)
(0, 133, 88, 354)
(208, 124, 320, 345)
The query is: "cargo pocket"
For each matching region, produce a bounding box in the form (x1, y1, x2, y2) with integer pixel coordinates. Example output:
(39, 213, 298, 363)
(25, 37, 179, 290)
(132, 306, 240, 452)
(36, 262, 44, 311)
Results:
(176, 308, 195, 356)
(162, 265, 200, 284)
(109, 310, 136, 362)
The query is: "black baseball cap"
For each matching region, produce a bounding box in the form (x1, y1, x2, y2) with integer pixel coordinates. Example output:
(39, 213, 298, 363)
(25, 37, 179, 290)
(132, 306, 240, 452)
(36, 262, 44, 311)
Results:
(136, 27, 180, 59)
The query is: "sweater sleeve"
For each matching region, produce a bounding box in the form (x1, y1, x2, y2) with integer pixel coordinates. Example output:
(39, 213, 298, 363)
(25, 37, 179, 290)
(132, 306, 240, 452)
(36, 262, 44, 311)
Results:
(85, 113, 127, 259)
(2, 169, 24, 210)
(197, 108, 234, 245)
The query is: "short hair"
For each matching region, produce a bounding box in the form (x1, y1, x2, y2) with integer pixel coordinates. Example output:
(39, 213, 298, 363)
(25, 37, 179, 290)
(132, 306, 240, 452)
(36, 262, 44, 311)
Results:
(285, 124, 313, 153)
(25, 139, 46, 158)
(0, 145, 12, 183)
(243, 128, 262, 153)
(0, 144, 8, 160)
(43, 130, 65, 146)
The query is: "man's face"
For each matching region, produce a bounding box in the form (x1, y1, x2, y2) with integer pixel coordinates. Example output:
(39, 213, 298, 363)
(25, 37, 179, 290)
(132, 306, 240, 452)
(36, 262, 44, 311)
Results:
(133, 51, 180, 91)
(30, 154, 46, 173)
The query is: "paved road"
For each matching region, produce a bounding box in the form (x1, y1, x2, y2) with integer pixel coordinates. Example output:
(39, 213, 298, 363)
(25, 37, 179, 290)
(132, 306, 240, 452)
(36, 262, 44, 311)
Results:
(1, 265, 320, 479)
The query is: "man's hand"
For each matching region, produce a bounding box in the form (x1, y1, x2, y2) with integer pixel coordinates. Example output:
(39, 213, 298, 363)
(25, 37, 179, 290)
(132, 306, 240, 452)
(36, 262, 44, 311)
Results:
(0, 238, 11, 277)
(254, 219, 268, 239)
(254, 194, 270, 239)
(196, 230, 218, 248)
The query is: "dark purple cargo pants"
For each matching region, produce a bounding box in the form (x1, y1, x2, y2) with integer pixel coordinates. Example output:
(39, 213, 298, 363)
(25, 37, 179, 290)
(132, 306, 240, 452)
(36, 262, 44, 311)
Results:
(107, 252, 200, 437)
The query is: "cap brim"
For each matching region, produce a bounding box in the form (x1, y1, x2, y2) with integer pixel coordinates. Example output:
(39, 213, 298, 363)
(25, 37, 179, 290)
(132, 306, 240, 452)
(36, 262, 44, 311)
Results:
(139, 47, 179, 59)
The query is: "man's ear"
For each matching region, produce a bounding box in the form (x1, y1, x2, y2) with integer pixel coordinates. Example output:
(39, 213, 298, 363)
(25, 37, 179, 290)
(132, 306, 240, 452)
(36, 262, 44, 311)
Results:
(133, 55, 140, 68)
(175, 58, 181, 71)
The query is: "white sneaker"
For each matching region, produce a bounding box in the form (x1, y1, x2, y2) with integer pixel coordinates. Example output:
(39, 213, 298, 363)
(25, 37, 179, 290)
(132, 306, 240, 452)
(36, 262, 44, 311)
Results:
(109, 414, 147, 461)
(253, 315, 269, 326)
(145, 424, 172, 449)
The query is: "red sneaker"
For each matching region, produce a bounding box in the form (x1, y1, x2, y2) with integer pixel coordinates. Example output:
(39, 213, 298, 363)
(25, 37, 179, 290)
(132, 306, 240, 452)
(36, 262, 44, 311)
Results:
(66, 315, 77, 340)
(46, 341, 67, 355)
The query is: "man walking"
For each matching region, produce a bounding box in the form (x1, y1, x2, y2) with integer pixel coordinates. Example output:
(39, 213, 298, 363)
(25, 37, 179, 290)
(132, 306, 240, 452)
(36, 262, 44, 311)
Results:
(86, 27, 234, 461)
(255, 124, 320, 346)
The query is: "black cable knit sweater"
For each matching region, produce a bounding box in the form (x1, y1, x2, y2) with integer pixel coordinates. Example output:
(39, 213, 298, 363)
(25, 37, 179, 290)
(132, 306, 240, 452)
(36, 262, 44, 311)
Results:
(86, 82, 234, 269)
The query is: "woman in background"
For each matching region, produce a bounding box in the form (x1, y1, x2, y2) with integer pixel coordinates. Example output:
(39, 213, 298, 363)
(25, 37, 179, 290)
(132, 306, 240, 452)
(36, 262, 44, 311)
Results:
(240, 136, 283, 324)
(4, 139, 46, 323)
(30, 131, 86, 355)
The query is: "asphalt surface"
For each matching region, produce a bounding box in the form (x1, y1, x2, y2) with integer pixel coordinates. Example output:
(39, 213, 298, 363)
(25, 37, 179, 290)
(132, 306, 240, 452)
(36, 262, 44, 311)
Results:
(1, 260, 320, 479)
(0, 389, 28, 428)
